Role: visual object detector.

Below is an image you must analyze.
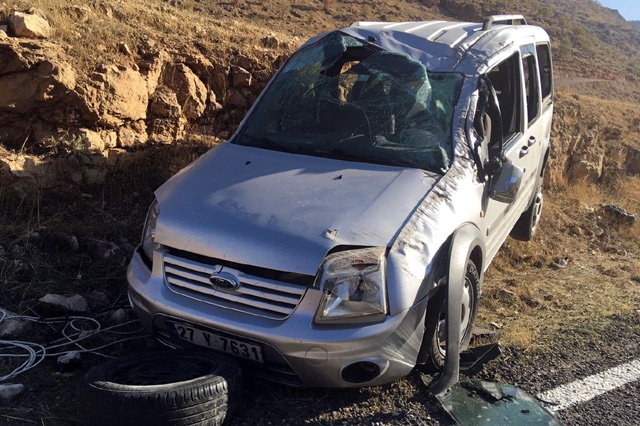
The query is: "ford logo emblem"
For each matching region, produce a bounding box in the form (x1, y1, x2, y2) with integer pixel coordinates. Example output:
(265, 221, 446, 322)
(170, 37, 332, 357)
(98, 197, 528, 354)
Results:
(209, 271, 240, 291)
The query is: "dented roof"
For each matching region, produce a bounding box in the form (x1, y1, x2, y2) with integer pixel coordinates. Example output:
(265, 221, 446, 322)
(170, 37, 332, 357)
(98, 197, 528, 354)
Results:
(343, 20, 550, 74)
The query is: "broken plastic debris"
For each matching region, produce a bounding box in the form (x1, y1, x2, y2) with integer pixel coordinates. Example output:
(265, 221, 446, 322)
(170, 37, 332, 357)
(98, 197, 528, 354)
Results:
(550, 257, 569, 269)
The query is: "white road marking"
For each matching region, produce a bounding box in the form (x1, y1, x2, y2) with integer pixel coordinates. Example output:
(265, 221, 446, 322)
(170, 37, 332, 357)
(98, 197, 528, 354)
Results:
(536, 358, 640, 413)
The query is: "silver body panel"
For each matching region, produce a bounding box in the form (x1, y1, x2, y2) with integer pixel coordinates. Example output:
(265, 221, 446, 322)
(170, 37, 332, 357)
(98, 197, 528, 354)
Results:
(128, 19, 553, 388)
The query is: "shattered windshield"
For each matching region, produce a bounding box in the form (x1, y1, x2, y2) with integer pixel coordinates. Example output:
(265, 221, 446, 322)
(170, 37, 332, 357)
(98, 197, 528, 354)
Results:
(235, 32, 464, 173)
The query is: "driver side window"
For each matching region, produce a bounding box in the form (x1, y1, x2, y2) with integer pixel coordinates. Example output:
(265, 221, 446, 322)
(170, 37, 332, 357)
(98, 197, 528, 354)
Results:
(486, 52, 523, 145)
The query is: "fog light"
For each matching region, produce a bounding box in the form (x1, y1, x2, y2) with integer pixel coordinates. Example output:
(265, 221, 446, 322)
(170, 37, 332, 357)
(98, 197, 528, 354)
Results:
(341, 361, 381, 384)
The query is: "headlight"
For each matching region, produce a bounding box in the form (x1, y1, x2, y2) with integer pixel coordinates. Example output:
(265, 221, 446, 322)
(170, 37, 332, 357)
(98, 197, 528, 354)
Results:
(141, 199, 161, 261)
(315, 247, 387, 324)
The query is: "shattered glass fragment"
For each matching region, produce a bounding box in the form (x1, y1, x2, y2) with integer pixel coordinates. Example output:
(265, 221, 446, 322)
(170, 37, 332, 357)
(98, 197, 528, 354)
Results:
(437, 378, 563, 426)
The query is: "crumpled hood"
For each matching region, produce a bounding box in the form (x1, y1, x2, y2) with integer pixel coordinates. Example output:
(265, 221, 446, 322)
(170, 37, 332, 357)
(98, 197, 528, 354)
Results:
(155, 142, 438, 275)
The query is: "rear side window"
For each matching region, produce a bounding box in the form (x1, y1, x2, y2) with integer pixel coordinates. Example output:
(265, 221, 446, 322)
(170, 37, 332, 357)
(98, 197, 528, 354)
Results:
(536, 43, 553, 101)
(521, 45, 540, 125)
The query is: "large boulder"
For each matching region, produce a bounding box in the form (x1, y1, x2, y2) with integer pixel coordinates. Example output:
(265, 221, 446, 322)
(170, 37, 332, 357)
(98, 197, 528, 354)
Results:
(162, 64, 207, 120)
(148, 86, 186, 143)
(0, 59, 76, 114)
(566, 132, 604, 181)
(9, 11, 51, 39)
(77, 65, 149, 127)
(0, 41, 76, 116)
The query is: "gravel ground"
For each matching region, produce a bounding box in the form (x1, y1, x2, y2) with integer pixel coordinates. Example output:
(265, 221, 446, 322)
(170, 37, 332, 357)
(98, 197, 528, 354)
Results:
(222, 314, 640, 426)
(1, 313, 638, 425)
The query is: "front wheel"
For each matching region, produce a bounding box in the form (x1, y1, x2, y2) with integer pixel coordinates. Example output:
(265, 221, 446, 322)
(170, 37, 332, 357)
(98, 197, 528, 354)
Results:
(420, 260, 480, 373)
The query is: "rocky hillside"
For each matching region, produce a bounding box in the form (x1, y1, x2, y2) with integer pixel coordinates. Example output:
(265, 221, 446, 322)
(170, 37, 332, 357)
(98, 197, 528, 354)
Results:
(0, 0, 639, 189)
(631, 20, 640, 30)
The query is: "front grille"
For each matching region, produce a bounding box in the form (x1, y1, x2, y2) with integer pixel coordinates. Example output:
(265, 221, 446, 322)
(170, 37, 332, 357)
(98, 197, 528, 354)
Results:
(163, 253, 309, 320)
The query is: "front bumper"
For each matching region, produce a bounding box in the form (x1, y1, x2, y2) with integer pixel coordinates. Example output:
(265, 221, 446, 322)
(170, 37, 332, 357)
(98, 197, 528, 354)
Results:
(127, 248, 428, 388)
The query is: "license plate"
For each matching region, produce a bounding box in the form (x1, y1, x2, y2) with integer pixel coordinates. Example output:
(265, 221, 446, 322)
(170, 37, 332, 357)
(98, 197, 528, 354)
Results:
(167, 321, 264, 363)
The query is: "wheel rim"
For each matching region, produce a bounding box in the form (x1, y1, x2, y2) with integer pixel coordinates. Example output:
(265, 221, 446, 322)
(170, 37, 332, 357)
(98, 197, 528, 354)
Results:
(436, 275, 476, 356)
(108, 357, 214, 386)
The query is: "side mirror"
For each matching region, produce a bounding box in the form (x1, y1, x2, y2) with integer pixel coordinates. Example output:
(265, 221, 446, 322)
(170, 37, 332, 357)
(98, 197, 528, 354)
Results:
(489, 161, 523, 204)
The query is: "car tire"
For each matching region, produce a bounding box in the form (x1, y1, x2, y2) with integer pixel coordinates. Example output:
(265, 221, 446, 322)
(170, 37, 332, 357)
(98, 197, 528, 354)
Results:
(511, 184, 543, 241)
(78, 350, 242, 426)
(420, 260, 480, 373)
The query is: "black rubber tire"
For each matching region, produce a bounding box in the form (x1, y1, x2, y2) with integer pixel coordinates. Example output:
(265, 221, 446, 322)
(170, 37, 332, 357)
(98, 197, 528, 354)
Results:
(511, 184, 544, 241)
(78, 350, 242, 426)
(420, 260, 480, 373)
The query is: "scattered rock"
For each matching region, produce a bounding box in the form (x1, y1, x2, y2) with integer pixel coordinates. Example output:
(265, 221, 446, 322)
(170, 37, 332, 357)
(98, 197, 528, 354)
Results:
(118, 42, 132, 56)
(0, 383, 24, 402)
(57, 351, 82, 372)
(9, 11, 51, 39)
(38, 293, 90, 314)
(617, 249, 628, 256)
(109, 308, 128, 324)
(231, 66, 252, 89)
(87, 238, 123, 261)
(261, 35, 281, 49)
(0, 317, 32, 339)
(490, 321, 503, 329)
(0, 29, 7, 40)
(569, 225, 583, 236)
(87, 290, 111, 310)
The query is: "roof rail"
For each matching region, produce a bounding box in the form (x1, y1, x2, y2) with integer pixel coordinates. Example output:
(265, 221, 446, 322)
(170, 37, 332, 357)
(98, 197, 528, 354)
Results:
(482, 15, 527, 31)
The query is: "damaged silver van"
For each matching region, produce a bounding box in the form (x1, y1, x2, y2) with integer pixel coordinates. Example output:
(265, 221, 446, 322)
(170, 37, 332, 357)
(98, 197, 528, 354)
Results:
(127, 15, 553, 389)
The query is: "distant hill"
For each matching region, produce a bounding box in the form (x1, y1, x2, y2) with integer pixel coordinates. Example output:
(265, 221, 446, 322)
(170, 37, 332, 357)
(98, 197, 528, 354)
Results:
(631, 20, 640, 29)
(435, 0, 640, 80)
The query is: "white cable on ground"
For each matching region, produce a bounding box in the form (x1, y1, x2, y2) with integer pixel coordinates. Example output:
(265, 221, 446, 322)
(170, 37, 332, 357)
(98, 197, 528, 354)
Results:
(0, 307, 150, 382)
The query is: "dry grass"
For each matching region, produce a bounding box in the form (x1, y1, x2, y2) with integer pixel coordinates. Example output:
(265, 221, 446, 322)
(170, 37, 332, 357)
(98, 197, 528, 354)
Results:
(0, 0, 301, 69)
(480, 176, 640, 350)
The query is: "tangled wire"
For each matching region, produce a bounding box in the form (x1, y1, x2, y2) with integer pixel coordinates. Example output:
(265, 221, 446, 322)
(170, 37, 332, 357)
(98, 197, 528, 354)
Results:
(0, 308, 149, 383)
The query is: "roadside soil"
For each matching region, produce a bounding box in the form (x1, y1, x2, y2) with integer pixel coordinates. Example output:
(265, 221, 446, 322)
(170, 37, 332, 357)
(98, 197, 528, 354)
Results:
(1, 183, 638, 425)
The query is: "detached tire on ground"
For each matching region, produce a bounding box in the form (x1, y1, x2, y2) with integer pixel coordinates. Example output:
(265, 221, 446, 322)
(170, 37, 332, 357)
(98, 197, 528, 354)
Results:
(79, 350, 242, 426)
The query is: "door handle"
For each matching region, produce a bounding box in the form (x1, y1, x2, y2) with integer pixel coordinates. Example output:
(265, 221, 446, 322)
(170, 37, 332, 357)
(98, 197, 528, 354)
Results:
(528, 136, 536, 147)
(519, 146, 529, 158)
